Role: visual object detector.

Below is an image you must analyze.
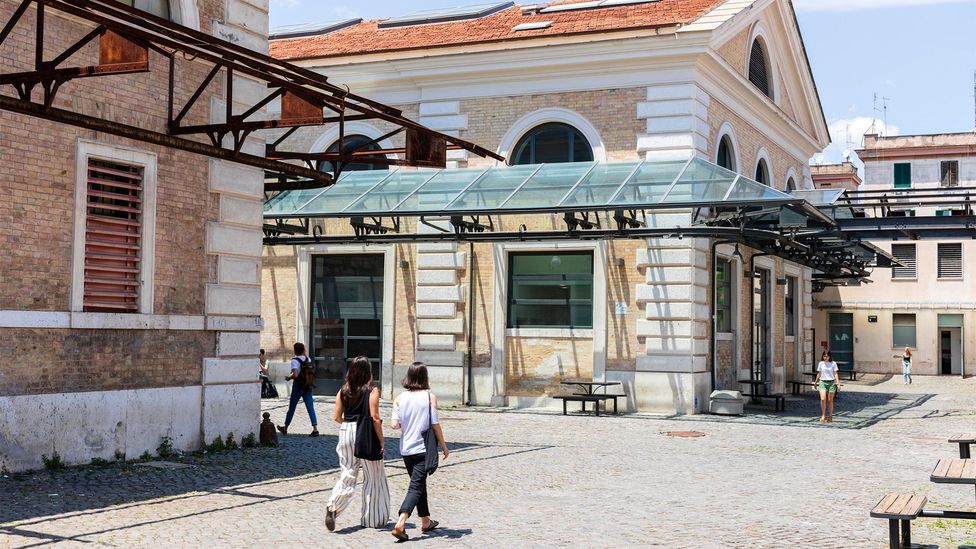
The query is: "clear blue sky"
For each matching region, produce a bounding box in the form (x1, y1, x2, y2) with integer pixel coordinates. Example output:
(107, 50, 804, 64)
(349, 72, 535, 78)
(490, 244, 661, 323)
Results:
(269, 0, 976, 162)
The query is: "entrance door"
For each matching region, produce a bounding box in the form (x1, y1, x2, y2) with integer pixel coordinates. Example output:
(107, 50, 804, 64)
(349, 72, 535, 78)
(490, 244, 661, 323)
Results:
(828, 313, 854, 373)
(308, 254, 384, 395)
(940, 328, 962, 375)
(752, 268, 770, 382)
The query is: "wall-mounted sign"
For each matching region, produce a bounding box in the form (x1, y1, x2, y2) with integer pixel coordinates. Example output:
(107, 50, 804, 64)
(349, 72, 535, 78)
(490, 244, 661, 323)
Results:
(615, 302, 628, 316)
(868, 315, 878, 323)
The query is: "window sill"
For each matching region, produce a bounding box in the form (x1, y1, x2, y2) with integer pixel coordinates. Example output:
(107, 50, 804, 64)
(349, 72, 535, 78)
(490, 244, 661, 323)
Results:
(716, 332, 734, 341)
(937, 277, 964, 281)
(506, 328, 594, 339)
(891, 278, 918, 282)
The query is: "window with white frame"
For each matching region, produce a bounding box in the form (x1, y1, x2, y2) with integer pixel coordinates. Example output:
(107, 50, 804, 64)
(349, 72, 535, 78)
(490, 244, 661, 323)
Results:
(511, 123, 593, 165)
(785, 276, 797, 337)
(937, 243, 963, 279)
(748, 38, 773, 99)
(507, 252, 593, 328)
(72, 142, 157, 314)
(891, 243, 916, 279)
(941, 161, 959, 188)
(715, 258, 733, 332)
(717, 135, 736, 172)
(116, 0, 171, 19)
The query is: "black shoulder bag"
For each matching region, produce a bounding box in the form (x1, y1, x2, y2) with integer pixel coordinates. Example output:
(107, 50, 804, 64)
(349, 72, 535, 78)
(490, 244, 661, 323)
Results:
(353, 388, 383, 461)
(421, 391, 440, 475)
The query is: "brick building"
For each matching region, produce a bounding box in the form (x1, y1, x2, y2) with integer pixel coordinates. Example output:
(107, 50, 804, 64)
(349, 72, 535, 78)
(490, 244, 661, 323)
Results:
(813, 132, 976, 377)
(0, 0, 270, 471)
(262, 0, 833, 414)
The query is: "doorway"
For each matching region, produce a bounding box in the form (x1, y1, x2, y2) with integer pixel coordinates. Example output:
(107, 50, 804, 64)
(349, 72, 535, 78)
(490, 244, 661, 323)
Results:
(938, 314, 964, 376)
(308, 254, 385, 395)
(752, 268, 770, 382)
(828, 313, 854, 373)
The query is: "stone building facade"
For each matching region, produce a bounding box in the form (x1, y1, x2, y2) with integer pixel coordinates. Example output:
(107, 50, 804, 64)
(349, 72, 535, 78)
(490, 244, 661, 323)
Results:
(264, 0, 830, 413)
(0, 0, 270, 471)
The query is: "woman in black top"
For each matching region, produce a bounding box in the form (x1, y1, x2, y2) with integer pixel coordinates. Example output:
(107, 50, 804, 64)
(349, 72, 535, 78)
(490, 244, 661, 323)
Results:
(324, 356, 390, 531)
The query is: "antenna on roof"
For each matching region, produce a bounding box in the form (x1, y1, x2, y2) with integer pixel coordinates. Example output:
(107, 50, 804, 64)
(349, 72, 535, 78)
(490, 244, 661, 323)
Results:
(972, 69, 975, 132)
(870, 93, 890, 137)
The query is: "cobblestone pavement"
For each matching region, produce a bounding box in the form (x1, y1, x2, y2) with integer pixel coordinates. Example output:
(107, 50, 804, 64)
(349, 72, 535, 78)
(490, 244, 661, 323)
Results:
(3, 374, 976, 548)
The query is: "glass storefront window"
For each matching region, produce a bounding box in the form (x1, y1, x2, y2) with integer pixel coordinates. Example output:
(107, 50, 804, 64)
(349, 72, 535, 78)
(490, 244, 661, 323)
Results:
(508, 252, 593, 329)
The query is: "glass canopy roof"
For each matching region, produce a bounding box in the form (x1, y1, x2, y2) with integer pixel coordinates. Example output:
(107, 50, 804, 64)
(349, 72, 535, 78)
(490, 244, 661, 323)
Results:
(265, 158, 814, 219)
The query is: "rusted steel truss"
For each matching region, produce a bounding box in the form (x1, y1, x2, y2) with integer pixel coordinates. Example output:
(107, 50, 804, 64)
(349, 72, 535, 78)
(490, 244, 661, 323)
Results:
(0, 0, 503, 188)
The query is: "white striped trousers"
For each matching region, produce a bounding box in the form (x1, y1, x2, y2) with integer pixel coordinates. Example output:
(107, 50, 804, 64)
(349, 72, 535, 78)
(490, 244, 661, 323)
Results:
(327, 422, 391, 528)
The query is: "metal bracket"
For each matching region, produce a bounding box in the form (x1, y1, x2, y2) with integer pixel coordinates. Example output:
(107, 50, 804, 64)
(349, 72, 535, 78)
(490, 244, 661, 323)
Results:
(450, 215, 493, 234)
(351, 216, 400, 238)
(613, 208, 646, 231)
(564, 211, 601, 232)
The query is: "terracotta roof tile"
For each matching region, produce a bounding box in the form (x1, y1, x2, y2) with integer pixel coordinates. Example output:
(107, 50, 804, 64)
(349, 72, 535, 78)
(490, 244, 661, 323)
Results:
(270, 0, 726, 60)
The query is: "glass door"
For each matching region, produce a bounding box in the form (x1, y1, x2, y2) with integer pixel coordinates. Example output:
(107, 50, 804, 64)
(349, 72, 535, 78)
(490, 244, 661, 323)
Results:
(828, 313, 854, 373)
(752, 268, 770, 382)
(308, 254, 384, 395)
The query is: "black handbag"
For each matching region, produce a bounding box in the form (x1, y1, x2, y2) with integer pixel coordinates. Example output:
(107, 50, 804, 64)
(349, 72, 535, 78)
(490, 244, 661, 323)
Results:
(421, 392, 439, 475)
(353, 389, 383, 461)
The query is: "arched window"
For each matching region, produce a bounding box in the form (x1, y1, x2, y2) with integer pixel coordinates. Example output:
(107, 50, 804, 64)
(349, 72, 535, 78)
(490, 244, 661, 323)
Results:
(322, 135, 387, 173)
(717, 135, 736, 172)
(755, 159, 770, 186)
(118, 0, 171, 19)
(748, 39, 772, 99)
(511, 123, 593, 165)
(786, 177, 796, 192)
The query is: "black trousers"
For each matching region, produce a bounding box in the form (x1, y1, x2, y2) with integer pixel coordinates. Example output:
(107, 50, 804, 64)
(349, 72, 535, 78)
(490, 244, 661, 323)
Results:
(398, 453, 430, 518)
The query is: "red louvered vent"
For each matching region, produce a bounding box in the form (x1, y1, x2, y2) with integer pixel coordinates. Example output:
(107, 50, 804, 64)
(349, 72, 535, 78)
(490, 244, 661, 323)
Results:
(84, 159, 143, 312)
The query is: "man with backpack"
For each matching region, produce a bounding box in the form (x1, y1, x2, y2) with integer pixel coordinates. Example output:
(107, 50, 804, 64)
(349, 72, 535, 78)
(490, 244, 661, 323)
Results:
(277, 342, 320, 437)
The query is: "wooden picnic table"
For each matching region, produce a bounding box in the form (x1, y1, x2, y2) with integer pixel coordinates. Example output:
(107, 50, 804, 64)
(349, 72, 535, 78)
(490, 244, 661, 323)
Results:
(949, 434, 976, 459)
(930, 458, 976, 484)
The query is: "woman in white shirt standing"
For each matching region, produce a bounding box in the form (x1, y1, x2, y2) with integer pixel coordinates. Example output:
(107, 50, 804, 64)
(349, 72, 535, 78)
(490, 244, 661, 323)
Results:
(390, 362, 449, 542)
(814, 351, 840, 423)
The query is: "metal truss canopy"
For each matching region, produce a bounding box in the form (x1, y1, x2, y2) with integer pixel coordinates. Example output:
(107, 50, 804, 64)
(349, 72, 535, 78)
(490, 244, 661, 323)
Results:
(0, 0, 502, 189)
(264, 159, 896, 285)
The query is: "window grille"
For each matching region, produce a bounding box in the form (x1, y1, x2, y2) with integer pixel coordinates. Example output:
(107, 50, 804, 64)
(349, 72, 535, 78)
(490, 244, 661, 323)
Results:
(748, 40, 771, 98)
(937, 243, 963, 279)
(84, 159, 143, 312)
(891, 243, 916, 279)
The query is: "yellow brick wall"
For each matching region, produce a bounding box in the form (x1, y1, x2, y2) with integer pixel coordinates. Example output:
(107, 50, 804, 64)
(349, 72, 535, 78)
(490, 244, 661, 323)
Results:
(505, 337, 594, 396)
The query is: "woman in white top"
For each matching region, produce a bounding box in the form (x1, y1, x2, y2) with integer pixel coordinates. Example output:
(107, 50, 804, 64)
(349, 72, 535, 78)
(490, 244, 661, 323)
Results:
(902, 347, 913, 385)
(814, 351, 840, 423)
(390, 362, 449, 542)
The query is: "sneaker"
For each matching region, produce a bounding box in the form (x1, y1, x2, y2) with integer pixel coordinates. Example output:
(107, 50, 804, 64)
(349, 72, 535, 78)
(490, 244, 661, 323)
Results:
(277, 425, 288, 435)
(325, 508, 336, 531)
(309, 430, 320, 437)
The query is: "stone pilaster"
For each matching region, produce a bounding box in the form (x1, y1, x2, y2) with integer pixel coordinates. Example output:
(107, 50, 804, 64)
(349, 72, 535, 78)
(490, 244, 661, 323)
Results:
(637, 84, 710, 161)
(419, 101, 468, 168)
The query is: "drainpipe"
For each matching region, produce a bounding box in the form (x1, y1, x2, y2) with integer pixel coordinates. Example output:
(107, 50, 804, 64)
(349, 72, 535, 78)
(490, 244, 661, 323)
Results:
(709, 239, 738, 393)
(466, 241, 476, 406)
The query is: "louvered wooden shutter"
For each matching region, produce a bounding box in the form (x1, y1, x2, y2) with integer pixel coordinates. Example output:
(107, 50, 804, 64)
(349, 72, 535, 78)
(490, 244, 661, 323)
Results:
(938, 243, 963, 279)
(84, 159, 143, 312)
(891, 243, 916, 279)
(749, 40, 771, 98)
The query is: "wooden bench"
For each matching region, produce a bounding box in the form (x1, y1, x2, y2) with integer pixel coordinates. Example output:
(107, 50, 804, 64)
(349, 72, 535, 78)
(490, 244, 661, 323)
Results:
(553, 395, 615, 416)
(870, 493, 926, 548)
(741, 392, 785, 412)
(838, 369, 858, 381)
(950, 434, 976, 459)
(789, 380, 816, 395)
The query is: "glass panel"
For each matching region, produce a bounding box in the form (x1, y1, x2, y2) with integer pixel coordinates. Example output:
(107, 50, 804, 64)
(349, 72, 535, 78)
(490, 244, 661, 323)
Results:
(296, 170, 393, 215)
(610, 159, 688, 205)
(661, 158, 737, 204)
(264, 179, 344, 216)
(939, 314, 965, 328)
(344, 170, 438, 213)
(726, 176, 793, 202)
(791, 189, 845, 205)
(715, 259, 732, 332)
(892, 314, 917, 348)
(500, 162, 594, 210)
(448, 164, 539, 210)
(560, 162, 640, 207)
(393, 167, 488, 213)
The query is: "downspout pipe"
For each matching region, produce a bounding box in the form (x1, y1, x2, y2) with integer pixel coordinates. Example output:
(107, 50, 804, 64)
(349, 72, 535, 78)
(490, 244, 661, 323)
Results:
(466, 241, 475, 406)
(709, 239, 738, 393)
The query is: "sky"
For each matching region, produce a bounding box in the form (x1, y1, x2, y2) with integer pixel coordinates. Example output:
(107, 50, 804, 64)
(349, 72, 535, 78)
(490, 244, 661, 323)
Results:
(269, 0, 976, 165)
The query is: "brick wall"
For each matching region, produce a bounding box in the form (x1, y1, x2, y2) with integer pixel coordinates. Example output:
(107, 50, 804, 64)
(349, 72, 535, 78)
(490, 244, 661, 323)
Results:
(0, 329, 212, 397)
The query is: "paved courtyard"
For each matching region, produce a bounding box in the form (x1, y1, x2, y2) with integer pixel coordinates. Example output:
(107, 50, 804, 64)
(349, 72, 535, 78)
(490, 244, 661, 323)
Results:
(3, 375, 976, 548)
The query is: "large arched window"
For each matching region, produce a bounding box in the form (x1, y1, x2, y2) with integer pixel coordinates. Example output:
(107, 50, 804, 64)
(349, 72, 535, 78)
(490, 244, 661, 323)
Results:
(717, 135, 736, 172)
(786, 177, 796, 192)
(511, 123, 593, 165)
(118, 0, 171, 19)
(748, 38, 773, 99)
(755, 159, 770, 186)
(322, 135, 387, 173)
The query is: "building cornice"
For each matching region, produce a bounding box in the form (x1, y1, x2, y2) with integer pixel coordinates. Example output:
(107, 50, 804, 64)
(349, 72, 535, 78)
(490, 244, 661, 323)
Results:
(858, 145, 976, 161)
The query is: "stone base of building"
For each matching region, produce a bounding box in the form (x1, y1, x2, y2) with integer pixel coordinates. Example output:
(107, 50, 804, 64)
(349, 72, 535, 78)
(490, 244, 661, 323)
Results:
(0, 384, 259, 472)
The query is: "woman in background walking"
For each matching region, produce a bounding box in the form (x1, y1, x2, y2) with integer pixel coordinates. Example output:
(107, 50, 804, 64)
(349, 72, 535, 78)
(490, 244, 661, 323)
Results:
(325, 356, 390, 531)
(814, 351, 840, 423)
(902, 347, 913, 385)
(390, 362, 449, 542)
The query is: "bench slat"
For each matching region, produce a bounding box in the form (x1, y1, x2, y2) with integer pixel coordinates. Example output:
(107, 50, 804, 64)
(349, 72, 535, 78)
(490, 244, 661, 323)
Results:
(949, 459, 966, 478)
(871, 494, 926, 519)
(933, 459, 952, 478)
(950, 434, 976, 443)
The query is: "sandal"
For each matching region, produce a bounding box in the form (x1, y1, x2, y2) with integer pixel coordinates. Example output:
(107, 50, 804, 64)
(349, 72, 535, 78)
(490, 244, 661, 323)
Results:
(422, 520, 439, 533)
(277, 425, 288, 435)
(391, 528, 409, 542)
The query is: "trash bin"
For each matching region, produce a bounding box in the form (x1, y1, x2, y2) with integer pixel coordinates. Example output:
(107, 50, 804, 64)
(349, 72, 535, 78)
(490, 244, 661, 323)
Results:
(709, 390, 744, 415)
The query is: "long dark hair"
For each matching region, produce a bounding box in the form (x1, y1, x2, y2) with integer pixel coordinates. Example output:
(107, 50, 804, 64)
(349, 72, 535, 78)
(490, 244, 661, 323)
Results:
(402, 361, 430, 391)
(341, 356, 373, 408)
